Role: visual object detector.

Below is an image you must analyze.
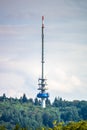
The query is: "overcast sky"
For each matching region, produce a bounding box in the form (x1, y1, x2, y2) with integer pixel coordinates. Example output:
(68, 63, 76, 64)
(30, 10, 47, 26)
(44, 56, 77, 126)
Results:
(0, 0, 87, 101)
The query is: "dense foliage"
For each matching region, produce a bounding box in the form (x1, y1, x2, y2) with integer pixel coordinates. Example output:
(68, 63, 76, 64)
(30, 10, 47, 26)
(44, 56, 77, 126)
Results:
(0, 121, 87, 130)
(0, 94, 87, 130)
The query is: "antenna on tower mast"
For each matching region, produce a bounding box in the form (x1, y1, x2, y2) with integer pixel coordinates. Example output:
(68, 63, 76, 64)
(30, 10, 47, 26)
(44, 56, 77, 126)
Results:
(37, 16, 49, 108)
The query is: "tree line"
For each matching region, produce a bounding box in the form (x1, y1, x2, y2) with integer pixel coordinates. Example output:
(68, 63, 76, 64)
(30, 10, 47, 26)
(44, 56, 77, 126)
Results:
(0, 93, 87, 130)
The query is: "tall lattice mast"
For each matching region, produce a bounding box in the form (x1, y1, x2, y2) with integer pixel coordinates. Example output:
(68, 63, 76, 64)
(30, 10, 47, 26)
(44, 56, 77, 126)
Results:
(37, 16, 49, 108)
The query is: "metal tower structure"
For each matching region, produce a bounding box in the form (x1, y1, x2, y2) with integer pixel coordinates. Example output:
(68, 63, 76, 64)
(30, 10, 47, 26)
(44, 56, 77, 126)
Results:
(37, 16, 49, 108)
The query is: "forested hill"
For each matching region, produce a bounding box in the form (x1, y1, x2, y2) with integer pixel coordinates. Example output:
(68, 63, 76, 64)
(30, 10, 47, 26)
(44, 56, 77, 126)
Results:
(0, 94, 87, 130)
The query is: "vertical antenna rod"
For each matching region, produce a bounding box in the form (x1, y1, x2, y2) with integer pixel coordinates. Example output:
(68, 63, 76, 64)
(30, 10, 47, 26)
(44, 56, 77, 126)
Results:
(42, 16, 44, 80)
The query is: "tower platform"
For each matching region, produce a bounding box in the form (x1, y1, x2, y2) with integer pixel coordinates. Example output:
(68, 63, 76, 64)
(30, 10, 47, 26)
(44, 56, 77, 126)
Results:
(37, 93, 49, 98)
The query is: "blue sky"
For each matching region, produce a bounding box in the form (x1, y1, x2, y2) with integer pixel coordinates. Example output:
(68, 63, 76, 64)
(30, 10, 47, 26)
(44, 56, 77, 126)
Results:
(0, 0, 87, 101)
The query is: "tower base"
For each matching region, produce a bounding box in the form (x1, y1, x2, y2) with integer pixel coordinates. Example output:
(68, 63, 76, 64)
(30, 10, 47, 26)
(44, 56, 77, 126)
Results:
(41, 99, 46, 108)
